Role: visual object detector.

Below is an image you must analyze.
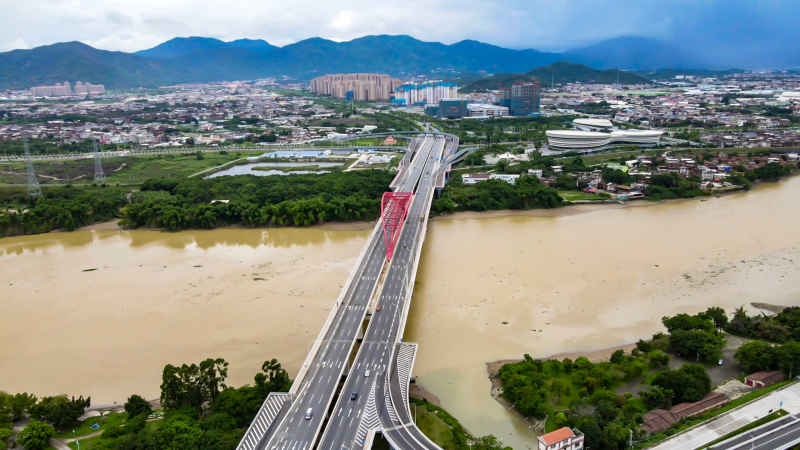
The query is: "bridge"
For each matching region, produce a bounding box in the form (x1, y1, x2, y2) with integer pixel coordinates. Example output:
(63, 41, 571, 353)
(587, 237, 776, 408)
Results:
(237, 132, 459, 450)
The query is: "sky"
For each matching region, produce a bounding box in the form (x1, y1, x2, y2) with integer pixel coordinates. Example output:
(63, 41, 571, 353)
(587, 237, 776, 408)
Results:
(1, 0, 798, 66)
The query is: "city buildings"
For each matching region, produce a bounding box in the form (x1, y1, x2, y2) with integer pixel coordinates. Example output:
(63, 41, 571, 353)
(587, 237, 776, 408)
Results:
(30, 81, 105, 97)
(537, 427, 584, 450)
(393, 80, 458, 105)
(510, 82, 541, 116)
(309, 73, 402, 101)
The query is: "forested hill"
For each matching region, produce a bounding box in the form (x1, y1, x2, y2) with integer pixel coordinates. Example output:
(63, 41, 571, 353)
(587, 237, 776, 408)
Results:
(0, 34, 698, 90)
(463, 62, 650, 91)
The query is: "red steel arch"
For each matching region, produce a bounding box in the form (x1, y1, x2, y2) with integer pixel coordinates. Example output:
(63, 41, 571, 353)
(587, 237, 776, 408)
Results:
(381, 192, 413, 260)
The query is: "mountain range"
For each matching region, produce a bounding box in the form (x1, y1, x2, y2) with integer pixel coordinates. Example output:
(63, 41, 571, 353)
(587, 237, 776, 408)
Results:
(0, 34, 729, 90)
(462, 62, 651, 91)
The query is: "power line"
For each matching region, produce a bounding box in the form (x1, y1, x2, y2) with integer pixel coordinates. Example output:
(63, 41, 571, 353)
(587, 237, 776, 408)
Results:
(93, 140, 105, 184)
(24, 141, 41, 198)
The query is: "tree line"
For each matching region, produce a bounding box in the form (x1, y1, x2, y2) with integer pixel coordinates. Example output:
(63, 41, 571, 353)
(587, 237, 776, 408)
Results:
(121, 170, 394, 230)
(497, 308, 736, 449)
(432, 174, 563, 214)
(0, 186, 128, 237)
(1, 357, 291, 450)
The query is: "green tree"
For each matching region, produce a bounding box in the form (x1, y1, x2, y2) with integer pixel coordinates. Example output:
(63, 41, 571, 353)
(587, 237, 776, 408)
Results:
(471, 434, 511, 450)
(776, 341, 800, 378)
(735, 341, 777, 373)
(17, 420, 54, 450)
(668, 329, 724, 363)
(160, 358, 229, 412)
(0, 427, 12, 450)
(648, 350, 670, 369)
(124, 394, 152, 418)
(651, 364, 711, 404)
(704, 307, 728, 328)
(255, 359, 291, 396)
(29, 395, 90, 430)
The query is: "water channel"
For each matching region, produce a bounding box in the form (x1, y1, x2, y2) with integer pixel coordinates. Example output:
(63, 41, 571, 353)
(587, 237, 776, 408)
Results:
(2, 176, 800, 448)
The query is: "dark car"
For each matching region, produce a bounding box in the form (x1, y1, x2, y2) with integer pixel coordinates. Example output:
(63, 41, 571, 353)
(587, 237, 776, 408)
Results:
(350, 392, 358, 401)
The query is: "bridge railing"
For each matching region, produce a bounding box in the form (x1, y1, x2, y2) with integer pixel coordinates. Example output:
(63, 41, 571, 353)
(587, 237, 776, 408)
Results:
(289, 217, 384, 395)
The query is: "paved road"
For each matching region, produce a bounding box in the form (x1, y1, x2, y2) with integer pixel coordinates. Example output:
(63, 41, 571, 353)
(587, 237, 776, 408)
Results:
(318, 135, 450, 450)
(651, 382, 800, 450)
(242, 136, 439, 450)
(711, 413, 800, 449)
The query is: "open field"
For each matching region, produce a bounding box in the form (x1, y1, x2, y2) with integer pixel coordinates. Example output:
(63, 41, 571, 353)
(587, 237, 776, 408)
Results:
(0, 152, 245, 185)
(559, 190, 611, 201)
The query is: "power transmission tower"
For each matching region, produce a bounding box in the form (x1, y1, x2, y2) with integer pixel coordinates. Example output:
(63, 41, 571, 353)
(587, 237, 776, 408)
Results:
(24, 141, 41, 198)
(93, 140, 105, 184)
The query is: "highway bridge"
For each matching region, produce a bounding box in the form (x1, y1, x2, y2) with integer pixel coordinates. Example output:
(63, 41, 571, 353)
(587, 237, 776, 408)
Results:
(237, 132, 458, 450)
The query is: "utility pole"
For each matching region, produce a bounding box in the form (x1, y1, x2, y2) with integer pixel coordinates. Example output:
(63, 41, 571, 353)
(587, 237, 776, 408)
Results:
(24, 141, 41, 198)
(93, 139, 105, 184)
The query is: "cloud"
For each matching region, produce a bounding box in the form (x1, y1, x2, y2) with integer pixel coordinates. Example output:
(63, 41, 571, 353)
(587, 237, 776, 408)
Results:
(0, 0, 798, 67)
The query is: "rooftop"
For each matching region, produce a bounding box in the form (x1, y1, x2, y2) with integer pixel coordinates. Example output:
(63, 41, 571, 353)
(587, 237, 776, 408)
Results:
(539, 427, 576, 446)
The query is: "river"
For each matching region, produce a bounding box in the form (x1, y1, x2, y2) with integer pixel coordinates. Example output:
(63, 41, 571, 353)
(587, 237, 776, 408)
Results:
(2, 177, 800, 448)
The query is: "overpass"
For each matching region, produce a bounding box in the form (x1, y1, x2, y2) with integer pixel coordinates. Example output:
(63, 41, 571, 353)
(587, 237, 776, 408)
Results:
(237, 133, 457, 450)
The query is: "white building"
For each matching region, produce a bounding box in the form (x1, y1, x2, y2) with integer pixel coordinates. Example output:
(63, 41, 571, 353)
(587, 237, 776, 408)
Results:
(546, 129, 663, 151)
(394, 81, 458, 106)
(462, 173, 520, 185)
(573, 118, 613, 131)
(467, 103, 509, 118)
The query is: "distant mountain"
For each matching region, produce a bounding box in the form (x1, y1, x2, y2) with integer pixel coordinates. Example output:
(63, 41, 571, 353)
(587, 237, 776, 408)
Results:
(0, 42, 178, 90)
(528, 62, 650, 85)
(563, 36, 701, 70)
(463, 62, 650, 91)
(461, 73, 538, 92)
(637, 68, 745, 81)
(0, 35, 566, 89)
(0, 34, 733, 90)
(136, 36, 278, 59)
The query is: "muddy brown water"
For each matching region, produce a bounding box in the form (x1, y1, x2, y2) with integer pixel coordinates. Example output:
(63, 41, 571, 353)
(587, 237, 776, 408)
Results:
(2, 177, 800, 448)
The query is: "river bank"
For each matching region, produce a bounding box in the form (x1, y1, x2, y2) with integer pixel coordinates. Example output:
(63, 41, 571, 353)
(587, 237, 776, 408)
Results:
(484, 342, 639, 434)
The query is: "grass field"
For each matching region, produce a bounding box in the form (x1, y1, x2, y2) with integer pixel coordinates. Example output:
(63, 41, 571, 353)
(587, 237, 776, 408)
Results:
(104, 153, 243, 184)
(0, 152, 245, 185)
(559, 190, 612, 201)
(410, 398, 474, 449)
(54, 412, 127, 440)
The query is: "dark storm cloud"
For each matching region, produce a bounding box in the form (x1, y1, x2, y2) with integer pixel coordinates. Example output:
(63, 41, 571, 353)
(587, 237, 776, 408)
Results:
(0, 0, 797, 66)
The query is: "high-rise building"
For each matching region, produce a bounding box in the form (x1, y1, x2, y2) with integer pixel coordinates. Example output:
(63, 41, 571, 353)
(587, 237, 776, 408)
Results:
(73, 81, 105, 95)
(309, 74, 402, 101)
(30, 81, 105, 97)
(393, 81, 458, 106)
(509, 82, 541, 116)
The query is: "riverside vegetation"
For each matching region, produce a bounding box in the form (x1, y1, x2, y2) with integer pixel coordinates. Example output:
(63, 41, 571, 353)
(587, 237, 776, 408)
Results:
(496, 306, 800, 450)
(0, 170, 393, 236)
(0, 357, 291, 450)
(1, 151, 798, 237)
(0, 356, 511, 450)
